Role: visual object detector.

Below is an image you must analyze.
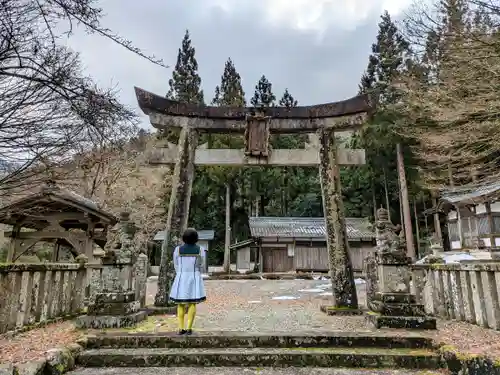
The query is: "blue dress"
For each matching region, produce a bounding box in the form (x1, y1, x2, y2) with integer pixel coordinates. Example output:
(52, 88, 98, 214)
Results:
(169, 244, 207, 304)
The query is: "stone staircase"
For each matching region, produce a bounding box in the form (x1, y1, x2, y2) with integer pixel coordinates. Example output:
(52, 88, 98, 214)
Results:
(75, 331, 447, 372)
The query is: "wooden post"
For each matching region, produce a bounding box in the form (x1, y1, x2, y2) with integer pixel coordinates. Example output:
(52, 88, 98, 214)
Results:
(223, 184, 231, 273)
(318, 128, 358, 310)
(154, 127, 197, 307)
(397, 143, 416, 260)
(431, 191, 443, 246)
(485, 202, 495, 248)
(6, 222, 21, 262)
(413, 198, 421, 258)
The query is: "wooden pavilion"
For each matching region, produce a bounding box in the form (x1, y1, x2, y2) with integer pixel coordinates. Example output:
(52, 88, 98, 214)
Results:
(0, 182, 118, 262)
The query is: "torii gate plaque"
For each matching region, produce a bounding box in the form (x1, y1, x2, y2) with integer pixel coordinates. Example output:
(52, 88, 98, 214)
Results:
(134, 87, 374, 312)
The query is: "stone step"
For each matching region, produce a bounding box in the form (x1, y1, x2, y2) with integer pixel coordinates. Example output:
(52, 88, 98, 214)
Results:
(85, 332, 434, 350)
(67, 366, 448, 375)
(77, 347, 442, 369)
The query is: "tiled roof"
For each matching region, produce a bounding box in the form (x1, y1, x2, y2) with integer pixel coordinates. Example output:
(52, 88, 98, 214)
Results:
(440, 180, 500, 206)
(229, 239, 256, 250)
(154, 229, 215, 242)
(248, 217, 374, 241)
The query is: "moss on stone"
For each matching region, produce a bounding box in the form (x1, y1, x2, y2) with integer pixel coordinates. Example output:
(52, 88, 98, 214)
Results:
(437, 343, 500, 375)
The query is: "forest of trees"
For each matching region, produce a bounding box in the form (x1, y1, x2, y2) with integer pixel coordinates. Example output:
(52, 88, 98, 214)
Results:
(161, 0, 500, 264)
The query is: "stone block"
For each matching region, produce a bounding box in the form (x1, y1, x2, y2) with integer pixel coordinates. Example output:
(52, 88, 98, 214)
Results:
(15, 361, 45, 375)
(87, 300, 140, 315)
(94, 292, 136, 304)
(75, 311, 147, 329)
(363, 255, 378, 306)
(0, 364, 14, 375)
(142, 305, 177, 315)
(320, 305, 365, 316)
(84, 332, 434, 350)
(45, 347, 78, 375)
(366, 313, 437, 330)
(376, 303, 426, 317)
(376, 252, 410, 265)
(377, 265, 411, 294)
(375, 292, 416, 304)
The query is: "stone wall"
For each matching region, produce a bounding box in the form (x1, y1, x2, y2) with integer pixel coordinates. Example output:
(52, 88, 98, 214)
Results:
(412, 262, 500, 330)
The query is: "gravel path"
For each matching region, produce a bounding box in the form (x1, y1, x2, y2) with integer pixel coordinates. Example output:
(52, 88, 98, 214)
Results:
(146, 279, 370, 332)
(68, 367, 447, 375)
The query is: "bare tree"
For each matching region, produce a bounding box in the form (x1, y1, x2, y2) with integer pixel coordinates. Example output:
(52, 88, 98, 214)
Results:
(395, 0, 500, 188)
(0, 0, 166, 196)
(63, 134, 169, 248)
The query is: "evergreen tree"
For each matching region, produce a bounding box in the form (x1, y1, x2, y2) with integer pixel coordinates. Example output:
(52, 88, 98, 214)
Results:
(166, 30, 204, 104)
(189, 58, 248, 265)
(350, 10, 416, 222)
(279, 88, 298, 108)
(363, 11, 409, 104)
(161, 30, 204, 231)
(250, 75, 276, 107)
(212, 58, 246, 107)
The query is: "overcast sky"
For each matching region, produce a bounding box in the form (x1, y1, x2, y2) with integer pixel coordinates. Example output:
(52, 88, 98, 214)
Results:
(64, 0, 414, 129)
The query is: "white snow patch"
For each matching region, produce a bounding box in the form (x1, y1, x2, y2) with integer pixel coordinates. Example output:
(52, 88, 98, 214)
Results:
(248, 300, 262, 304)
(415, 252, 476, 265)
(272, 296, 299, 300)
(355, 278, 366, 285)
(319, 292, 332, 296)
(298, 288, 324, 293)
(317, 283, 331, 289)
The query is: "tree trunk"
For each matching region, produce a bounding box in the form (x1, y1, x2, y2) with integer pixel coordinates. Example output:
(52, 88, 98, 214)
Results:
(383, 167, 391, 221)
(413, 197, 421, 259)
(397, 143, 416, 260)
(259, 195, 265, 216)
(371, 178, 377, 220)
(223, 184, 231, 273)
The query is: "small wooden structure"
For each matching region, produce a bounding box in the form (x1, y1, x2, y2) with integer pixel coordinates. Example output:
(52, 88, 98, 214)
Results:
(135, 86, 374, 309)
(429, 180, 500, 258)
(233, 217, 375, 274)
(0, 182, 118, 262)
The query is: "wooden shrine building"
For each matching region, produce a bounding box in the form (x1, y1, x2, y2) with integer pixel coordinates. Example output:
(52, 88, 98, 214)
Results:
(0, 182, 118, 263)
(233, 216, 375, 275)
(430, 180, 500, 259)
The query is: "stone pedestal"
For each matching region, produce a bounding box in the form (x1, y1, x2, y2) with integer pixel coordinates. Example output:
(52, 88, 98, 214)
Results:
(75, 212, 147, 329)
(75, 258, 147, 329)
(366, 252, 436, 330)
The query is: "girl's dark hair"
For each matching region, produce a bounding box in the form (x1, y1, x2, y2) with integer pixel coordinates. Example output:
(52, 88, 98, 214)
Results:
(182, 228, 199, 245)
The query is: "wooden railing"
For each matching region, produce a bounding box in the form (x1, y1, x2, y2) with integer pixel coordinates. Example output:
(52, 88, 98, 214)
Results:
(412, 263, 500, 330)
(0, 263, 87, 334)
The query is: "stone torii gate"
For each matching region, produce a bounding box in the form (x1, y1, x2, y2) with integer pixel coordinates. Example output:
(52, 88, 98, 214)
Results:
(134, 87, 374, 312)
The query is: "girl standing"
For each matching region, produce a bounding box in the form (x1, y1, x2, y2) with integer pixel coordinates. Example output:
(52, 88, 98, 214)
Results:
(169, 228, 207, 335)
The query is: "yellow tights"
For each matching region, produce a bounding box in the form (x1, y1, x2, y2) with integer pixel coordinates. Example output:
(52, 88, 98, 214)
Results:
(177, 303, 196, 331)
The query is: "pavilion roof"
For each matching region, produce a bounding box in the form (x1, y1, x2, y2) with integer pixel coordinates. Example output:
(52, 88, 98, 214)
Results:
(0, 183, 118, 230)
